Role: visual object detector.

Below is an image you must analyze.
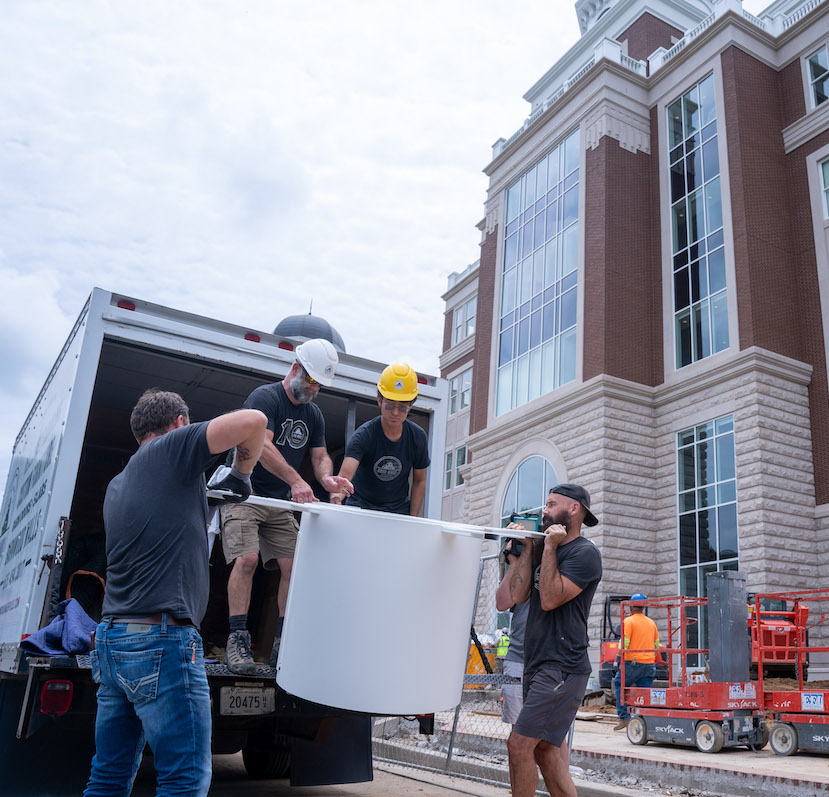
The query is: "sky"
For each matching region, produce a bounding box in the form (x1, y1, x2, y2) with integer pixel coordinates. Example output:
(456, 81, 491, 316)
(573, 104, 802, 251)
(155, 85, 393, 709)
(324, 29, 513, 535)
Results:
(0, 0, 770, 494)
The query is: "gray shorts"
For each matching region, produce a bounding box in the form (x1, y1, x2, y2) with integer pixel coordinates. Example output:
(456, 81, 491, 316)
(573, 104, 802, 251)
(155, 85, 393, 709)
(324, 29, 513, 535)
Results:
(513, 667, 588, 746)
(220, 503, 298, 568)
(501, 658, 524, 725)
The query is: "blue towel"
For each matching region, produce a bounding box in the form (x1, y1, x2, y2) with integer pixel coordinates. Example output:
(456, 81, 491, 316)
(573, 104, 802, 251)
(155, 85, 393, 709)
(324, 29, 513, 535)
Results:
(21, 598, 98, 656)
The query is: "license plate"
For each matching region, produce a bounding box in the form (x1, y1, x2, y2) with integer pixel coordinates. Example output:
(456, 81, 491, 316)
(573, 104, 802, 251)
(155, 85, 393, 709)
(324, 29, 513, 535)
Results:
(220, 686, 275, 715)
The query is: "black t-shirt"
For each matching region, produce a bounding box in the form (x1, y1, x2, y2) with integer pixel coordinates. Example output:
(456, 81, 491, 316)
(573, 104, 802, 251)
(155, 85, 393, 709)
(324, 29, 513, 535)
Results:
(102, 422, 214, 627)
(233, 382, 325, 499)
(523, 535, 603, 676)
(344, 417, 430, 513)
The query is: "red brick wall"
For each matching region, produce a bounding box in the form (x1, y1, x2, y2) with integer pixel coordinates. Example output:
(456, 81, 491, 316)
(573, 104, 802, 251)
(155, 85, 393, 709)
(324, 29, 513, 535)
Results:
(779, 58, 807, 129)
(721, 45, 829, 501)
(618, 12, 683, 64)
(470, 228, 497, 434)
(583, 126, 663, 386)
(442, 310, 453, 353)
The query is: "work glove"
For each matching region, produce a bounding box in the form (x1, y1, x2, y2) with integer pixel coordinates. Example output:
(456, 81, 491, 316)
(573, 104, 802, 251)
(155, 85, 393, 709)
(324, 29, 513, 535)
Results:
(208, 466, 252, 506)
(612, 659, 620, 674)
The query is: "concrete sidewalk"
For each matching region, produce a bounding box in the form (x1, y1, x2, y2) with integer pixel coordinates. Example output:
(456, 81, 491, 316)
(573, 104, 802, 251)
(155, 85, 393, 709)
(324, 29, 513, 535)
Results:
(573, 713, 828, 797)
(407, 709, 829, 797)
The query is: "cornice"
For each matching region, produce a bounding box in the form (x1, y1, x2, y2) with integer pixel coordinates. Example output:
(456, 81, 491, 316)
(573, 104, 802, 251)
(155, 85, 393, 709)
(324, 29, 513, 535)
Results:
(439, 334, 475, 371)
(783, 98, 829, 153)
(441, 267, 479, 303)
(465, 346, 812, 451)
(583, 94, 652, 154)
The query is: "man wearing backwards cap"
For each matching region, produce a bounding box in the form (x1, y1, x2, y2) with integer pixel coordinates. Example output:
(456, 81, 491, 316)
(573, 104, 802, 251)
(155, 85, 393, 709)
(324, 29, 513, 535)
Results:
(504, 483, 602, 797)
(613, 593, 659, 730)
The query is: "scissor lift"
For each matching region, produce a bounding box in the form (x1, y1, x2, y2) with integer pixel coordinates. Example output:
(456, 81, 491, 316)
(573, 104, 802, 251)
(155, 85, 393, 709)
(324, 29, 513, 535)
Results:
(754, 589, 829, 756)
(621, 595, 767, 753)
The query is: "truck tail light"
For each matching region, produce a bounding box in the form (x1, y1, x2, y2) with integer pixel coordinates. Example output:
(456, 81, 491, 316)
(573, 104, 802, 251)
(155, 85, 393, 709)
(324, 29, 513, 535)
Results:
(278, 341, 294, 351)
(117, 299, 136, 311)
(244, 333, 261, 343)
(417, 376, 427, 385)
(40, 680, 73, 715)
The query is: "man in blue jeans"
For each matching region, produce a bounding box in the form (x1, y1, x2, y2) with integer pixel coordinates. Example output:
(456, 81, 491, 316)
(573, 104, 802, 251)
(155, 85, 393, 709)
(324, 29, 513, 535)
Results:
(84, 389, 266, 796)
(613, 592, 660, 730)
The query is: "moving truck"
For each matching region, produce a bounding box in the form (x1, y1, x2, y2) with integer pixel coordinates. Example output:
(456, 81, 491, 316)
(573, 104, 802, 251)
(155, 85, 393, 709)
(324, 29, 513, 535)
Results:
(0, 288, 447, 794)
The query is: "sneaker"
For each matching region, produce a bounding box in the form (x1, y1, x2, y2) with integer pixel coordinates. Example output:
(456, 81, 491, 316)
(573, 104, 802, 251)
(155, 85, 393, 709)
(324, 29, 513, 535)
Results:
(614, 718, 629, 731)
(269, 636, 281, 668)
(224, 630, 256, 674)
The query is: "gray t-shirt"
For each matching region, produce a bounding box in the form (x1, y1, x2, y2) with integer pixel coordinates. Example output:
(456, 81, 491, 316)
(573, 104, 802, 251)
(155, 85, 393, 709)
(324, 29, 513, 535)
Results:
(505, 600, 529, 665)
(102, 422, 213, 627)
(523, 535, 602, 676)
(344, 417, 430, 513)
(236, 382, 326, 499)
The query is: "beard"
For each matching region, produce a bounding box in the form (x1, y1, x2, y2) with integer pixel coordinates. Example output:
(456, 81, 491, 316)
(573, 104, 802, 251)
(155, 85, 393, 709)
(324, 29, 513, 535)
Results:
(289, 373, 317, 404)
(541, 507, 571, 532)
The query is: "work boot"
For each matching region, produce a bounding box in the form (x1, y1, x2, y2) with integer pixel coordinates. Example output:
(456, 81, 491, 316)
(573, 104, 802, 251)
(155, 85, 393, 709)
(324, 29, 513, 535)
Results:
(614, 718, 629, 731)
(224, 630, 256, 674)
(269, 636, 281, 668)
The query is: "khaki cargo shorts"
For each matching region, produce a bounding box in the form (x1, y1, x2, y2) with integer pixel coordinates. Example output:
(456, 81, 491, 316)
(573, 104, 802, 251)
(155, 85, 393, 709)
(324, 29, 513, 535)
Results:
(220, 503, 299, 568)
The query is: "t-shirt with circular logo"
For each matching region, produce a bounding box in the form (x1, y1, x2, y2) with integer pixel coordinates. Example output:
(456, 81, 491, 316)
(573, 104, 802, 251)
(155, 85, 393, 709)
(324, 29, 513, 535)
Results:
(344, 416, 430, 513)
(227, 382, 325, 500)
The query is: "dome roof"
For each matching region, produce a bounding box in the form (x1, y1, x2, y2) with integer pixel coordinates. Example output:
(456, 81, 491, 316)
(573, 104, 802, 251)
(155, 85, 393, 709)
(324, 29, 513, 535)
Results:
(274, 313, 346, 353)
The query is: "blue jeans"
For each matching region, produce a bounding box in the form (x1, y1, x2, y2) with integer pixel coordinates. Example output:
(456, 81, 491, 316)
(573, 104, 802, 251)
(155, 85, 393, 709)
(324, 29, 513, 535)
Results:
(614, 662, 656, 720)
(84, 616, 212, 796)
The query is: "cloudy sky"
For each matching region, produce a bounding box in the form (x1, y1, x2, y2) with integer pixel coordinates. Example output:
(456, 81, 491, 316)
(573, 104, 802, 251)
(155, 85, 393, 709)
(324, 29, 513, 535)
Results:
(0, 0, 769, 493)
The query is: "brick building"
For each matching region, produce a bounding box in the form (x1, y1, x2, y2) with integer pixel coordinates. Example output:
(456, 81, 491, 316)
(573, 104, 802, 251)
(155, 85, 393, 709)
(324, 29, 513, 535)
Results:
(440, 0, 829, 675)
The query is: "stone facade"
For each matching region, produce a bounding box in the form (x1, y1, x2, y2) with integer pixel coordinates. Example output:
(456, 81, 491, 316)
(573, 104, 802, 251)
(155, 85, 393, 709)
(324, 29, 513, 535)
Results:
(441, 0, 829, 675)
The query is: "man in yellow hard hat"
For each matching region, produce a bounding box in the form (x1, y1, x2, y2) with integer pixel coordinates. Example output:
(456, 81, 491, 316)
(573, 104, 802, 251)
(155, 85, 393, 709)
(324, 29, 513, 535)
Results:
(332, 362, 430, 515)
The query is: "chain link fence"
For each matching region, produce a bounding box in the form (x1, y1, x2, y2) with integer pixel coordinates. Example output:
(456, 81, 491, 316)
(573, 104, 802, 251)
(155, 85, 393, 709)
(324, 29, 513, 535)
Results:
(372, 552, 520, 788)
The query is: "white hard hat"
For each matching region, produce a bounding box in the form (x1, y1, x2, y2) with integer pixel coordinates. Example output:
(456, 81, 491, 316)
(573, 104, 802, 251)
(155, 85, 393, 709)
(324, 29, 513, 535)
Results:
(295, 339, 339, 386)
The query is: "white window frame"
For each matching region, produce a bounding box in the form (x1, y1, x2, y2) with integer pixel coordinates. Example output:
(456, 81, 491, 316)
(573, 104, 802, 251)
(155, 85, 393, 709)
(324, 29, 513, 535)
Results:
(444, 446, 468, 490)
(822, 158, 829, 218)
(448, 367, 473, 416)
(455, 446, 467, 486)
(807, 45, 828, 110)
(453, 297, 477, 345)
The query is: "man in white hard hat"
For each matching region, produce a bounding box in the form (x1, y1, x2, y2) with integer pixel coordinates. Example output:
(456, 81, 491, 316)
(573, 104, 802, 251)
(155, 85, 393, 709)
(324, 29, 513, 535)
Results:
(220, 339, 353, 674)
(332, 362, 429, 516)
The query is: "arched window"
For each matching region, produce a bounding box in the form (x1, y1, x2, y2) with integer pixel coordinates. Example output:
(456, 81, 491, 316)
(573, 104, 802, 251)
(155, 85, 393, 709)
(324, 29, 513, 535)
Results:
(500, 456, 557, 527)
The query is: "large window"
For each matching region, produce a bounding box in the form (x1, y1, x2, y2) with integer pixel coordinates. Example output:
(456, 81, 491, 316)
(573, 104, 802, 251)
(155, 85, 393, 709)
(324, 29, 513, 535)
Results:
(453, 297, 477, 345)
(668, 74, 729, 368)
(448, 367, 472, 415)
(677, 415, 738, 658)
(496, 129, 580, 415)
(808, 46, 828, 108)
(500, 456, 557, 526)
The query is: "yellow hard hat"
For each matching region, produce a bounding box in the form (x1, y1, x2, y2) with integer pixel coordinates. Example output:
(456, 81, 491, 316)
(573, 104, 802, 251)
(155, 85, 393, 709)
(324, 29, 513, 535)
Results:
(378, 362, 419, 401)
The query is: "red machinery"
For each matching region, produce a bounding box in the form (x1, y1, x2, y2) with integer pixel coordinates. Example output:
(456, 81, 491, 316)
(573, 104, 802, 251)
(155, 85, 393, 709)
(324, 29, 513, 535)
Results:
(754, 589, 829, 756)
(621, 596, 767, 753)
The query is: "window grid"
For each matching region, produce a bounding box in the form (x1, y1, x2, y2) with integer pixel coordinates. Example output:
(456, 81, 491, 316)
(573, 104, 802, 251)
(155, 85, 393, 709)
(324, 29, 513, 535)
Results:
(668, 74, 729, 368)
(455, 446, 467, 486)
(496, 130, 580, 416)
(808, 46, 828, 108)
(453, 297, 477, 345)
(822, 159, 829, 218)
(676, 415, 738, 658)
(448, 368, 473, 416)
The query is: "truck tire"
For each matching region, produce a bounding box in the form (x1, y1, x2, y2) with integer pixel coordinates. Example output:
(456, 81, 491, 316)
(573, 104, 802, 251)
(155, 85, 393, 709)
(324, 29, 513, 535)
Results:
(695, 720, 724, 753)
(242, 734, 291, 779)
(769, 723, 798, 756)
